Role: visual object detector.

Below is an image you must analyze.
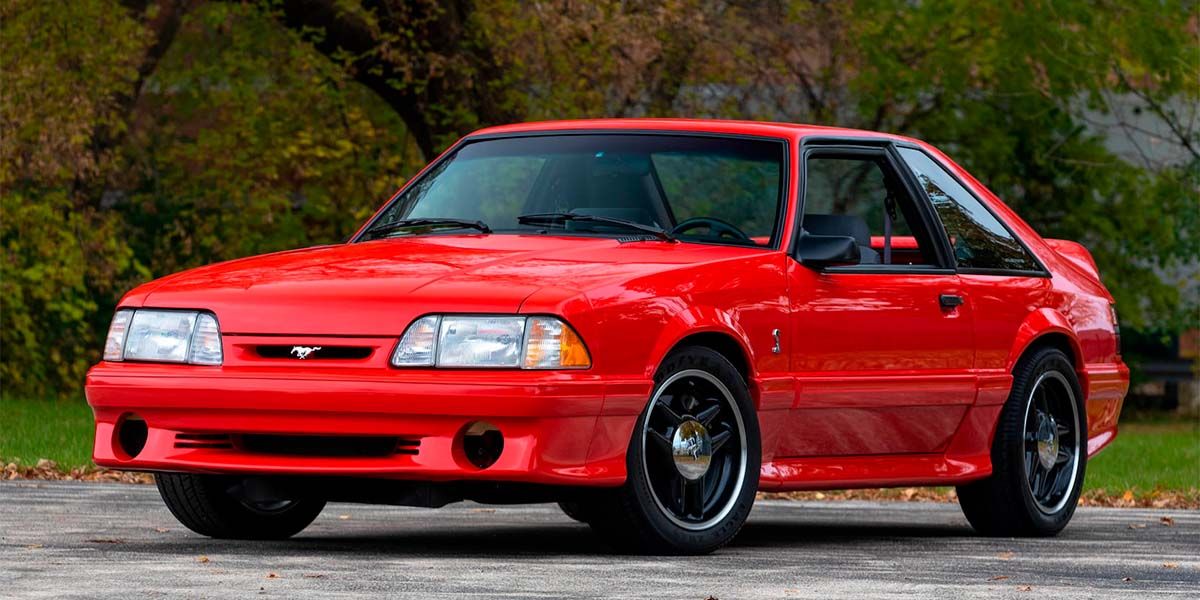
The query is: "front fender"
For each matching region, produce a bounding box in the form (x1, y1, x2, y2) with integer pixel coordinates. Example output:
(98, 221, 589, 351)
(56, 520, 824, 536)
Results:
(646, 305, 756, 380)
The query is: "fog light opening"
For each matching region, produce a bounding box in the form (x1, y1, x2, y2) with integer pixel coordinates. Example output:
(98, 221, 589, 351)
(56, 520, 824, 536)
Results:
(115, 413, 148, 460)
(460, 421, 503, 470)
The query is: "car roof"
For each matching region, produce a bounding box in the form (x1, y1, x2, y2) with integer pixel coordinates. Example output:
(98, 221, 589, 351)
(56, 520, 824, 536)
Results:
(468, 118, 920, 144)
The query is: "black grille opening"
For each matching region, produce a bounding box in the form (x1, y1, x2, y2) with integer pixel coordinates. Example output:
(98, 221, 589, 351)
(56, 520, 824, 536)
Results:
(254, 345, 373, 360)
(238, 434, 417, 457)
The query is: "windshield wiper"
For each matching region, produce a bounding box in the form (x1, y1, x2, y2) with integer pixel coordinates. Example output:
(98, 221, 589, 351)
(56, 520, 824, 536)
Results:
(363, 218, 491, 239)
(517, 212, 675, 242)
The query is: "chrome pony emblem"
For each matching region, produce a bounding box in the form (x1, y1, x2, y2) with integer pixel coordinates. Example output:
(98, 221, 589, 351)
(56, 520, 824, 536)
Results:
(290, 346, 322, 359)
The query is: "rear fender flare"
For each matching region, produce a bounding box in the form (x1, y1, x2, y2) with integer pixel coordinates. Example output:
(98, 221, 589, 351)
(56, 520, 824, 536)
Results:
(1006, 308, 1083, 374)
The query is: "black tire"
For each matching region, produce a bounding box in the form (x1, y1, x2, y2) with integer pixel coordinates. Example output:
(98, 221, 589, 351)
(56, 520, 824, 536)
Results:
(957, 347, 1087, 536)
(588, 346, 761, 555)
(155, 473, 325, 540)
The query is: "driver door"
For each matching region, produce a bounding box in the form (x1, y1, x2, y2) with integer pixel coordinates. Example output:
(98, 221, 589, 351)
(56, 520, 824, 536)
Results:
(781, 143, 976, 457)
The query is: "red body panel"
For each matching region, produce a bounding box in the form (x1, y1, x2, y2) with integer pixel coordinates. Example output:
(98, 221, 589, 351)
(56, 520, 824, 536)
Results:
(86, 118, 1128, 491)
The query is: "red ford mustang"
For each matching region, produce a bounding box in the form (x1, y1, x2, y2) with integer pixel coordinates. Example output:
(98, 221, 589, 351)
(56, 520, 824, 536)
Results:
(86, 119, 1128, 554)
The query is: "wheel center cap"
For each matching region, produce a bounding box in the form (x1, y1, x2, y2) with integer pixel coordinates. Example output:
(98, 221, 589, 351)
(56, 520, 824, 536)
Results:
(1036, 415, 1059, 470)
(671, 419, 713, 481)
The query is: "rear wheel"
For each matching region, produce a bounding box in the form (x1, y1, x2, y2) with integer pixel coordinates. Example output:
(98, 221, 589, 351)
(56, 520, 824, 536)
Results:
(155, 473, 325, 540)
(588, 346, 760, 554)
(957, 347, 1086, 536)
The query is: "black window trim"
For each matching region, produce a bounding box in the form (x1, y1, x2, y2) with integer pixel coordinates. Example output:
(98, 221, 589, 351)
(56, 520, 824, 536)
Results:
(892, 141, 1051, 278)
(353, 129, 793, 251)
(791, 137, 957, 275)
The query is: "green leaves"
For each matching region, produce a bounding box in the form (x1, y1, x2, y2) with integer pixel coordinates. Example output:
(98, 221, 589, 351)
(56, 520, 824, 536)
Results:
(1, 0, 1196, 397)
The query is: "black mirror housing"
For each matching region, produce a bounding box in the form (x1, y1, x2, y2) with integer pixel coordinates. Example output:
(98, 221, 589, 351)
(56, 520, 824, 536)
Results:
(795, 233, 861, 268)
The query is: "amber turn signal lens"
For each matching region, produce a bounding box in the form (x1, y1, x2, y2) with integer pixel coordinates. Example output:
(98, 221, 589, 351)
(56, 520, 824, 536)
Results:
(557, 323, 590, 368)
(523, 316, 591, 369)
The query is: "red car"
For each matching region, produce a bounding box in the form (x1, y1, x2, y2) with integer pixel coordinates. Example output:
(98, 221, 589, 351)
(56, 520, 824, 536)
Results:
(86, 119, 1128, 554)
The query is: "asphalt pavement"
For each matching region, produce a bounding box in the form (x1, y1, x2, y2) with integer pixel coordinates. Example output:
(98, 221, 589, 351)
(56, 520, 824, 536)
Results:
(1, 481, 1196, 598)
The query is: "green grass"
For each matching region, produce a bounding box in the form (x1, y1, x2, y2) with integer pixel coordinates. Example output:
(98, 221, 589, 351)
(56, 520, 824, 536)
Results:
(1, 396, 1197, 496)
(1084, 422, 1200, 494)
(0, 397, 95, 468)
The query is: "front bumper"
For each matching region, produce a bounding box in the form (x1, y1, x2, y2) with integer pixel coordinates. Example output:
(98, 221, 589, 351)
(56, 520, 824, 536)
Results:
(85, 363, 652, 486)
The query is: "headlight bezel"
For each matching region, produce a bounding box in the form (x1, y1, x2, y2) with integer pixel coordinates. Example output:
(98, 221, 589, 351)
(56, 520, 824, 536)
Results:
(390, 314, 591, 370)
(103, 308, 224, 366)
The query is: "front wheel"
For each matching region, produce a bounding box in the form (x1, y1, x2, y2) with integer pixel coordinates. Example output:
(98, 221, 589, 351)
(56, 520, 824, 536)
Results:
(957, 347, 1086, 536)
(589, 346, 761, 554)
(155, 473, 325, 540)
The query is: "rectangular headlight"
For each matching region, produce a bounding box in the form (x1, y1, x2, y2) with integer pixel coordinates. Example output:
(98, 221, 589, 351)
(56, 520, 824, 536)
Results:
(437, 316, 526, 367)
(391, 315, 590, 369)
(104, 309, 223, 365)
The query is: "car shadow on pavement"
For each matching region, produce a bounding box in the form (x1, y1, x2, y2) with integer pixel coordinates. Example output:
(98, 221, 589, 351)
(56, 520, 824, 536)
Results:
(734, 519, 975, 549)
(105, 518, 976, 558)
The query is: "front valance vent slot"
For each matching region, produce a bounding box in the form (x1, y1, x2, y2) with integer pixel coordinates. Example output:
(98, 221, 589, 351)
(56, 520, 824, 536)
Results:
(174, 433, 233, 449)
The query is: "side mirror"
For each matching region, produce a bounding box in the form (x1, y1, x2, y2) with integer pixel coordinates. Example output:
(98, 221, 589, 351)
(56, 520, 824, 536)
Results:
(795, 233, 860, 268)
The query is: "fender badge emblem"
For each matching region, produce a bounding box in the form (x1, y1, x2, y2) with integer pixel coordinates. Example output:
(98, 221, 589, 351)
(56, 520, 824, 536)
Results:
(290, 346, 322, 359)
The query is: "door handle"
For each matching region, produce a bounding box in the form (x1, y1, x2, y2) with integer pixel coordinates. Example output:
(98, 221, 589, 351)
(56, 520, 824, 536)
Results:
(939, 294, 964, 309)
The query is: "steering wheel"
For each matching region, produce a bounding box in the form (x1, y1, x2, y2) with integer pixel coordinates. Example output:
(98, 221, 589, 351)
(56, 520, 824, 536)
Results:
(671, 217, 752, 242)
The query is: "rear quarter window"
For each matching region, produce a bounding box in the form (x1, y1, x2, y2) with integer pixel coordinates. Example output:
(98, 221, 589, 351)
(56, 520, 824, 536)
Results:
(897, 147, 1040, 272)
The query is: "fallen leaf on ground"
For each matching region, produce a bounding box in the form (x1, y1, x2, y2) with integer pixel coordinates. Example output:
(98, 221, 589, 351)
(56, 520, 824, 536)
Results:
(1122, 577, 1134, 582)
(1122, 490, 1135, 502)
(267, 573, 278, 579)
(1016, 585, 1032, 592)
(338, 514, 350, 520)
(1160, 516, 1175, 526)
(1128, 523, 1147, 529)
(997, 551, 1016, 560)
(24, 544, 43, 549)
(154, 527, 169, 533)
(303, 574, 325, 579)
(1163, 563, 1179, 569)
(196, 556, 210, 564)
(86, 538, 123, 544)
(988, 575, 1009, 581)
(3, 460, 153, 484)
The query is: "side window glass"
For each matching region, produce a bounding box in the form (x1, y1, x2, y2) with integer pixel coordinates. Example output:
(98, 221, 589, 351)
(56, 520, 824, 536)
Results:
(897, 148, 1039, 271)
(803, 155, 933, 266)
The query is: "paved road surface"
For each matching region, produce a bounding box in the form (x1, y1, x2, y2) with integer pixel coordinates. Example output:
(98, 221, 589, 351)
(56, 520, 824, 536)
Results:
(1, 481, 1196, 598)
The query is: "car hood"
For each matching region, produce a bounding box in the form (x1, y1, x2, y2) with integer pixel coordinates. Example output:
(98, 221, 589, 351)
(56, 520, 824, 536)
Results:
(130, 234, 747, 335)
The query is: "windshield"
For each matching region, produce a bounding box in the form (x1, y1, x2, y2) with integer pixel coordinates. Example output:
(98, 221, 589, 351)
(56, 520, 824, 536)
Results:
(359, 134, 786, 247)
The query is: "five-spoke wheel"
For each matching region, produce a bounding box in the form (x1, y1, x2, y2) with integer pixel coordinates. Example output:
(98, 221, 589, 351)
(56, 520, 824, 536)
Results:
(958, 346, 1086, 536)
(642, 369, 747, 530)
(583, 346, 760, 554)
(1023, 371, 1081, 514)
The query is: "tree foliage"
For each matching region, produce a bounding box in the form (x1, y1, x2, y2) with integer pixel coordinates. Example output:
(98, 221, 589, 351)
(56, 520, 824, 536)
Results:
(2, 0, 1197, 397)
